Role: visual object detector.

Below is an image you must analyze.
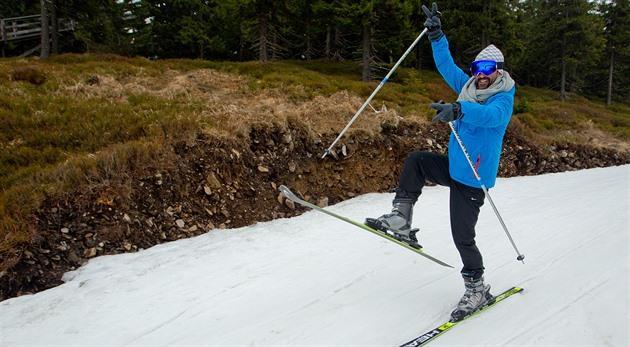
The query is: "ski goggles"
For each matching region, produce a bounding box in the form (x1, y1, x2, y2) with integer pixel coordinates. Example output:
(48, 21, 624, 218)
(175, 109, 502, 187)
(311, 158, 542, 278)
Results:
(469, 60, 498, 76)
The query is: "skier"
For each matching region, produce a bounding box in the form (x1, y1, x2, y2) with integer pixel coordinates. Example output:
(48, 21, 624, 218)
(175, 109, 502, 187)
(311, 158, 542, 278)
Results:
(365, 2, 516, 321)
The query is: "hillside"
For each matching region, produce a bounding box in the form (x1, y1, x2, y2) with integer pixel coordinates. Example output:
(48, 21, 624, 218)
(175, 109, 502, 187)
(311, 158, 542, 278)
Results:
(0, 166, 627, 345)
(0, 55, 629, 301)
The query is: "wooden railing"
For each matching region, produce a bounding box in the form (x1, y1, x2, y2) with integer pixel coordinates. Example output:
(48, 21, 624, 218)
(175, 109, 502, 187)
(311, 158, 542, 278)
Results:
(0, 14, 76, 43)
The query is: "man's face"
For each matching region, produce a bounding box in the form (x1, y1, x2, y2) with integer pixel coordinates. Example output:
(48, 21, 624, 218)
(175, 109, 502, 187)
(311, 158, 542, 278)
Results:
(475, 70, 498, 90)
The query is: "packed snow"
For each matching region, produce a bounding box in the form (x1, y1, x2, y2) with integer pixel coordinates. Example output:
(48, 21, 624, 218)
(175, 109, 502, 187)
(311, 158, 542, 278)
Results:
(0, 165, 628, 346)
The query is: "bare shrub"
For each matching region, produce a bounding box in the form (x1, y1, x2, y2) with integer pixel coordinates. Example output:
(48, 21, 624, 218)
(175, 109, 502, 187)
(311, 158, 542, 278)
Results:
(10, 67, 47, 85)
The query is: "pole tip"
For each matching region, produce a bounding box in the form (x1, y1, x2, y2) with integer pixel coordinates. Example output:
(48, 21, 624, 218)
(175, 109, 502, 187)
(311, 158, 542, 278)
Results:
(517, 254, 525, 263)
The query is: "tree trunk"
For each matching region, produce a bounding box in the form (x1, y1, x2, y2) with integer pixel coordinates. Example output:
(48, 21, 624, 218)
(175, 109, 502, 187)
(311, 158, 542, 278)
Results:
(304, 24, 312, 60)
(559, 4, 568, 101)
(481, 2, 489, 48)
(259, 12, 268, 62)
(415, 44, 422, 70)
(238, 3, 245, 61)
(271, 29, 277, 60)
(304, 0, 312, 60)
(325, 25, 331, 59)
(607, 50, 614, 106)
(51, 0, 58, 55)
(238, 23, 245, 61)
(332, 25, 342, 61)
(40, 0, 50, 59)
(560, 57, 567, 101)
(362, 23, 372, 82)
(305, 34, 312, 60)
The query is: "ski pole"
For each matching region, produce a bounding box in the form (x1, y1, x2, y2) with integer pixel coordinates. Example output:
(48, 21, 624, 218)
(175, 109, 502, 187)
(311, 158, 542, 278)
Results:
(321, 28, 429, 159)
(448, 121, 525, 263)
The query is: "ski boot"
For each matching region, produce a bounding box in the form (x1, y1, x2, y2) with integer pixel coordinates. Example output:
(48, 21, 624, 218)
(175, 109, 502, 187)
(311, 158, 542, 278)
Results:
(450, 276, 495, 322)
(365, 201, 420, 247)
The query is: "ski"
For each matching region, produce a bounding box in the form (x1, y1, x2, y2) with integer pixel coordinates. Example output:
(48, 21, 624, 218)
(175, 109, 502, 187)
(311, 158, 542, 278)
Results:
(278, 185, 453, 268)
(400, 287, 525, 347)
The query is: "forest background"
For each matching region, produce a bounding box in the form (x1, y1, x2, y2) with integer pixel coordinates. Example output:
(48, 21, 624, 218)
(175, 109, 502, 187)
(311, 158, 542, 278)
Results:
(2, 0, 629, 103)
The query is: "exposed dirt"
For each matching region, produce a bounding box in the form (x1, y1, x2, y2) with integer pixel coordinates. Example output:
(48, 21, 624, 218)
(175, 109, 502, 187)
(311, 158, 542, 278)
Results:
(1, 116, 628, 301)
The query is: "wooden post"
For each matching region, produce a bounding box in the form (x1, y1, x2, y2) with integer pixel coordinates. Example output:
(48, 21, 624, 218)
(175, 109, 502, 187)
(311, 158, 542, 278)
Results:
(0, 18, 5, 43)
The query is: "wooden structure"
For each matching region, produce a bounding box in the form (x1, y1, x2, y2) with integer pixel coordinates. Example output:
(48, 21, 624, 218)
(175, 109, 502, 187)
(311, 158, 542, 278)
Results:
(0, 14, 76, 56)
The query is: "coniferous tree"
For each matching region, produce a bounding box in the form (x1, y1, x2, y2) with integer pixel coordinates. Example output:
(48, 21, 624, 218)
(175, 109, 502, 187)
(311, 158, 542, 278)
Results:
(67, 0, 128, 53)
(360, 0, 375, 81)
(601, 0, 630, 104)
(518, 0, 604, 100)
(1, 0, 626, 104)
(436, 0, 514, 67)
(408, 0, 429, 70)
(313, 0, 354, 61)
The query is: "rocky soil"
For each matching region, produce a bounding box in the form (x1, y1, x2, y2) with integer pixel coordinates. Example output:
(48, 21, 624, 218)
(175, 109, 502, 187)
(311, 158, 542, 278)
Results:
(1, 118, 628, 301)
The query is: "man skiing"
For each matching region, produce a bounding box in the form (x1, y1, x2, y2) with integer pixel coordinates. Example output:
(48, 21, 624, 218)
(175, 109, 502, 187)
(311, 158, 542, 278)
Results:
(365, 2, 516, 322)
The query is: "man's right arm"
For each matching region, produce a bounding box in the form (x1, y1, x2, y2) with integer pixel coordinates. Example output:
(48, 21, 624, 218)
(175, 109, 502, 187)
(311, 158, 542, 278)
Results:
(431, 36, 470, 95)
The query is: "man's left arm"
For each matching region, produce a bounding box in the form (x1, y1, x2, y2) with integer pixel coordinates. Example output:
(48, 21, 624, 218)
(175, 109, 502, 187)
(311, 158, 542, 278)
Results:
(458, 92, 514, 128)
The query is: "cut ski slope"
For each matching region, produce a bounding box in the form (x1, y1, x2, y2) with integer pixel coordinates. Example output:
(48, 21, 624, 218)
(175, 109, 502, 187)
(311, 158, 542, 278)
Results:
(0, 166, 628, 346)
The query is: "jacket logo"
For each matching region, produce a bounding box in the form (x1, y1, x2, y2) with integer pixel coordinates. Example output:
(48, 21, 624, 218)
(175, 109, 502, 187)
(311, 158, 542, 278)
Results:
(474, 155, 481, 171)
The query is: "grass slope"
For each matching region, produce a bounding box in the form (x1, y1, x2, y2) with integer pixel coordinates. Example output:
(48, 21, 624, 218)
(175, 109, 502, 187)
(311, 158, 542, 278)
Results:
(0, 54, 628, 260)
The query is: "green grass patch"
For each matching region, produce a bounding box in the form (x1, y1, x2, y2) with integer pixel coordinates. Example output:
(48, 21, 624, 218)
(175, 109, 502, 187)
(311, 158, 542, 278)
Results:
(0, 91, 205, 190)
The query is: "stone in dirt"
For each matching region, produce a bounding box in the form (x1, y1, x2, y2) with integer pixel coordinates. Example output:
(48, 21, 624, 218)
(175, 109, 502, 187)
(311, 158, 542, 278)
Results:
(206, 172, 222, 189)
(277, 192, 285, 205)
(285, 199, 295, 210)
(84, 248, 97, 258)
(317, 197, 329, 208)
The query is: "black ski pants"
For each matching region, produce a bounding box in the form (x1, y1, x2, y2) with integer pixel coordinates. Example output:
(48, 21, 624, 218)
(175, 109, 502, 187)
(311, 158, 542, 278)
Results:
(394, 151, 486, 279)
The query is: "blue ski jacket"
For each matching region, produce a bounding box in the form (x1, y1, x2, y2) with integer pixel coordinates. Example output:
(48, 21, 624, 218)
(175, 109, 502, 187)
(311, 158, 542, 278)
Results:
(431, 36, 515, 189)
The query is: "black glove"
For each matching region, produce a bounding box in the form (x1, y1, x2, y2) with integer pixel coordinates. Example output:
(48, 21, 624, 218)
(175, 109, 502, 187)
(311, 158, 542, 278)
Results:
(430, 101, 461, 123)
(422, 2, 444, 42)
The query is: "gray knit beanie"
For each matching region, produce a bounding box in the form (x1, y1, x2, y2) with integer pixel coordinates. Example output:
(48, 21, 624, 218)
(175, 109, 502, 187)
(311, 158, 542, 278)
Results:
(474, 44, 505, 69)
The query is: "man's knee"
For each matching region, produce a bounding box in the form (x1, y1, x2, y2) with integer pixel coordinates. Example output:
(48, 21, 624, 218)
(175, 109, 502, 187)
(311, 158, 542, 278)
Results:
(455, 237, 476, 249)
(405, 151, 431, 166)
